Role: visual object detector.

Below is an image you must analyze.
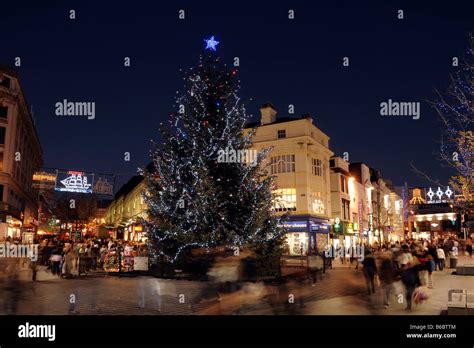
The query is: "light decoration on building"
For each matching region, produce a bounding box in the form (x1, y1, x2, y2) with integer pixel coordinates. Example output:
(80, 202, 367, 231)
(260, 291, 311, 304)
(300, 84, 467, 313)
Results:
(409, 188, 426, 204)
(55, 171, 92, 193)
(426, 186, 454, 204)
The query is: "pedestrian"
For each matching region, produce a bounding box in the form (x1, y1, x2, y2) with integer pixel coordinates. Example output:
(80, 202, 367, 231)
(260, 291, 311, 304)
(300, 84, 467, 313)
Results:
(78, 245, 87, 276)
(50, 250, 62, 277)
(466, 242, 473, 258)
(307, 251, 322, 286)
(62, 250, 74, 278)
(436, 245, 446, 271)
(379, 253, 397, 308)
(362, 251, 377, 295)
(399, 245, 421, 310)
(29, 258, 37, 281)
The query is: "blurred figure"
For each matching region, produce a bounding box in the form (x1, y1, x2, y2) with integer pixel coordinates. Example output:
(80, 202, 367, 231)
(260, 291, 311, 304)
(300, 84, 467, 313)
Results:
(29, 258, 37, 281)
(379, 251, 397, 308)
(3, 259, 21, 314)
(307, 251, 322, 286)
(62, 250, 74, 278)
(400, 245, 421, 311)
(362, 250, 377, 295)
(50, 250, 62, 277)
(466, 241, 473, 258)
(136, 277, 162, 312)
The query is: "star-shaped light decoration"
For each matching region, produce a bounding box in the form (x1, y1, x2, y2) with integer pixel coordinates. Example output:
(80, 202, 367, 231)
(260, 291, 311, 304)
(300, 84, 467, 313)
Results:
(436, 187, 444, 200)
(427, 187, 434, 201)
(445, 186, 453, 198)
(204, 36, 219, 51)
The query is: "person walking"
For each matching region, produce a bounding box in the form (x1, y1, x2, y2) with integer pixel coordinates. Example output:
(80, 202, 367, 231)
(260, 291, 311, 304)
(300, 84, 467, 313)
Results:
(379, 253, 397, 308)
(466, 242, 473, 258)
(62, 250, 74, 278)
(307, 251, 322, 286)
(436, 245, 446, 271)
(50, 250, 62, 277)
(362, 251, 377, 295)
(399, 245, 421, 310)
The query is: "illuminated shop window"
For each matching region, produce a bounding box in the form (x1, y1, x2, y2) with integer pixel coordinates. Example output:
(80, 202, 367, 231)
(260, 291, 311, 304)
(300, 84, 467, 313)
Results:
(286, 232, 308, 256)
(273, 188, 296, 211)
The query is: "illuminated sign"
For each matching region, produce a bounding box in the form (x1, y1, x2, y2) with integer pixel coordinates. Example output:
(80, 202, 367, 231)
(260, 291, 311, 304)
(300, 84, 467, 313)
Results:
(55, 171, 93, 193)
(426, 186, 453, 204)
(279, 221, 308, 232)
(32, 172, 57, 190)
(311, 222, 329, 233)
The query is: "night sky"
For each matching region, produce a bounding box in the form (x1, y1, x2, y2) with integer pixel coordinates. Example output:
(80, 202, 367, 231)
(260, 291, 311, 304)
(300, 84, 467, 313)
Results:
(2, 0, 473, 190)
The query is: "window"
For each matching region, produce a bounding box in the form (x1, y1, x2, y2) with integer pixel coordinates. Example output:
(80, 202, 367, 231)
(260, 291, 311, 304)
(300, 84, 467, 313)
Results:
(0, 152, 3, 171)
(312, 191, 325, 214)
(312, 158, 322, 176)
(0, 106, 7, 119)
(0, 127, 5, 145)
(340, 175, 348, 193)
(273, 188, 296, 211)
(277, 129, 286, 139)
(342, 198, 350, 220)
(270, 154, 295, 174)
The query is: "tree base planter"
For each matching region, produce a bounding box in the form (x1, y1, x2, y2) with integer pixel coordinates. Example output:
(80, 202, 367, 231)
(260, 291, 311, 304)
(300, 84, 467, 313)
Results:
(456, 264, 474, 275)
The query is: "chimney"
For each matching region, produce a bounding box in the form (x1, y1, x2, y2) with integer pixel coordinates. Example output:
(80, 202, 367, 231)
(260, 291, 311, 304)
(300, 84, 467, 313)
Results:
(260, 103, 277, 125)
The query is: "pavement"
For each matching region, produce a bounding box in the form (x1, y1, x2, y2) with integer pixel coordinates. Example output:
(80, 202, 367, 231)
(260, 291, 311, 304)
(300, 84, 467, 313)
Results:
(0, 256, 473, 315)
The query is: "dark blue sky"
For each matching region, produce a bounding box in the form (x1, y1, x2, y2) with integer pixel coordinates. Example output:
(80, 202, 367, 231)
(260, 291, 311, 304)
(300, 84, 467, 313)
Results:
(2, 0, 473, 189)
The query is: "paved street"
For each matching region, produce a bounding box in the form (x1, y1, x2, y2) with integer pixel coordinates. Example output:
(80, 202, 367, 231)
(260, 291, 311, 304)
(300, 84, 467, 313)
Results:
(1, 256, 473, 315)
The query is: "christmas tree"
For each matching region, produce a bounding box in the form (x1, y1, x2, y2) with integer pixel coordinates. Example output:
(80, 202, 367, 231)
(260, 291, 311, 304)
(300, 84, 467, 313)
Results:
(143, 37, 286, 264)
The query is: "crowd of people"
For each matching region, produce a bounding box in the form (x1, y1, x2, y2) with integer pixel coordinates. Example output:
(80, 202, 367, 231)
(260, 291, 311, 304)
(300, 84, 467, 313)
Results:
(359, 237, 470, 310)
(34, 237, 148, 279)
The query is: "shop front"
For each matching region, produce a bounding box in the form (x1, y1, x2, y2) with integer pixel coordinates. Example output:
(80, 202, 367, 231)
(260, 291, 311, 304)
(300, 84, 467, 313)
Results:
(408, 212, 459, 241)
(282, 216, 330, 256)
(0, 215, 23, 240)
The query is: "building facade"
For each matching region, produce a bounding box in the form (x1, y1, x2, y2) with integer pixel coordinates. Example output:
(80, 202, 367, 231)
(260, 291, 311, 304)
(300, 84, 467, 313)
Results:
(407, 186, 460, 241)
(104, 175, 147, 241)
(245, 104, 334, 256)
(0, 65, 43, 240)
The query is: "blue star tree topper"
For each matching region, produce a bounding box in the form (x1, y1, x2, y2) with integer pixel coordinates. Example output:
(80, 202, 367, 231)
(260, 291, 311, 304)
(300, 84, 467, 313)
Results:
(204, 36, 219, 51)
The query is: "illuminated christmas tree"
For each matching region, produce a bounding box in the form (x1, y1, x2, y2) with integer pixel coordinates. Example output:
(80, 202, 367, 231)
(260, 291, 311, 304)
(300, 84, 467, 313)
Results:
(434, 35, 474, 214)
(412, 35, 473, 215)
(143, 37, 286, 264)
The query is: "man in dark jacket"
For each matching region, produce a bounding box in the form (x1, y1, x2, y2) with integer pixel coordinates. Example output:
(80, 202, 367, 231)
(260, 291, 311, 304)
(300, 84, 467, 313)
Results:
(362, 252, 377, 295)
